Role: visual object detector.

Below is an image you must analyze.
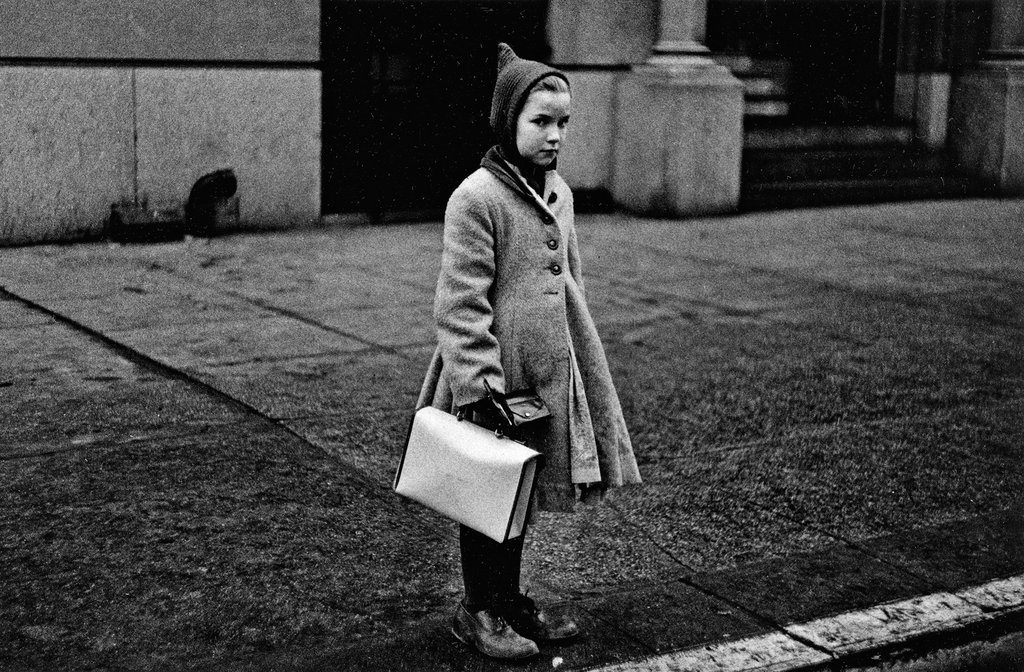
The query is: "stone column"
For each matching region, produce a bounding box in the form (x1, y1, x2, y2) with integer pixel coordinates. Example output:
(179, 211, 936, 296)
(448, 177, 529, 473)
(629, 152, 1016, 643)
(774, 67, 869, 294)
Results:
(988, 0, 1024, 60)
(650, 0, 709, 58)
(611, 0, 744, 215)
(948, 0, 1024, 195)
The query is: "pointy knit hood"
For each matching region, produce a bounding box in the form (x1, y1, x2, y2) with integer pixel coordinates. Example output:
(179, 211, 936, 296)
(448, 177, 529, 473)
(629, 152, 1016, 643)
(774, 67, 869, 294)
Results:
(488, 42, 570, 170)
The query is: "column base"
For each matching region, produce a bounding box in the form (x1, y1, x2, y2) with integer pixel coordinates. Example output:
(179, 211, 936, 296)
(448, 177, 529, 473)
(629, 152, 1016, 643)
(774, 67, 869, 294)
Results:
(651, 40, 711, 57)
(949, 60, 1024, 195)
(611, 57, 743, 216)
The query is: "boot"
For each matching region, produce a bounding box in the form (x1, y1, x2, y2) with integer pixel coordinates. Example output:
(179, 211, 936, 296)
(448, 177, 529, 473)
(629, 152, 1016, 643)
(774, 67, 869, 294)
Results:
(492, 524, 581, 642)
(499, 592, 580, 642)
(456, 526, 539, 658)
(451, 601, 539, 659)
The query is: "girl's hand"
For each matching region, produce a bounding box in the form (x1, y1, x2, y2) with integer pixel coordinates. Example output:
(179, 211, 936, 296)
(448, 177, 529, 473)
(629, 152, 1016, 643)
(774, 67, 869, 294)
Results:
(461, 390, 515, 435)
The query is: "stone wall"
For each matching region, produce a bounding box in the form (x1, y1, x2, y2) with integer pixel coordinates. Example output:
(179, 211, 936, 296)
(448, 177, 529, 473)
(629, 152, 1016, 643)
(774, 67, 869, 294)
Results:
(0, 0, 318, 62)
(556, 72, 619, 191)
(547, 0, 656, 66)
(546, 0, 657, 196)
(0, 0, 320, 245)
(0, 67, 134, 244)
(136, 69, 321, 233)
(949, 66, 1024, 194)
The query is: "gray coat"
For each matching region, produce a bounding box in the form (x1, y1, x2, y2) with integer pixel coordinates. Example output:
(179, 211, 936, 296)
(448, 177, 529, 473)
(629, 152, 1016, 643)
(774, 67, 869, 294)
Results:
(417, 163, 641, 512)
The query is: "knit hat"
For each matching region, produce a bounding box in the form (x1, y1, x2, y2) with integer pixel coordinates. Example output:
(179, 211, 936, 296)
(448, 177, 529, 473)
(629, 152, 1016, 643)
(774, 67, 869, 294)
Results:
(489, 43, 570, 164)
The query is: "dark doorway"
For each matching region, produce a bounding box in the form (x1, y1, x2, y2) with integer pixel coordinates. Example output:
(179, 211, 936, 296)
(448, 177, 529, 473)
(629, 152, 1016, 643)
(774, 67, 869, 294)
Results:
(322, 1, 548, 222)
(708, 0, 902, 124)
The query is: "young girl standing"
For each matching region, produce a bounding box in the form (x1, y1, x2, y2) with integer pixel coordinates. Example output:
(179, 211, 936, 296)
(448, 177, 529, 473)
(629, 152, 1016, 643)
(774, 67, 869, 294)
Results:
(416, 43, 641, 660)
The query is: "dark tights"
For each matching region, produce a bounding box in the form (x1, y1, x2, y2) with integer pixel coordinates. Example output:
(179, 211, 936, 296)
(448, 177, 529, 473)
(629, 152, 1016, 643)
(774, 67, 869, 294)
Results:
(459, 523, 527, 612)
(458, 407, 535, 612)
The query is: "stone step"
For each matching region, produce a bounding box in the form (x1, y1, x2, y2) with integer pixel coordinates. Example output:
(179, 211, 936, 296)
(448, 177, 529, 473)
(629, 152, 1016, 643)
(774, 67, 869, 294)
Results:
(740, 175, 981, 212)
(742, 147, 950, 183)
(745, 124, 915, 150)
(743, 76, 789, 99)
(745, 100, 790, 118)
(715, 55, 793, 120)
(714, 54, 793, 79)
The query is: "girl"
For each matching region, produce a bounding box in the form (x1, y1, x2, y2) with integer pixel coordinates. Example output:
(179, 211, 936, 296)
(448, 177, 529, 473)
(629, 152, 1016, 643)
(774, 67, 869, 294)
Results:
(416, 43, 641, 660)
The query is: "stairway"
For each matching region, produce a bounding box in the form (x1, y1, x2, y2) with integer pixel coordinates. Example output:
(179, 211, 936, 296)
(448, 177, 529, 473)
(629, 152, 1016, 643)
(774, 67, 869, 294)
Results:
(740, 127, 982, 212)
(715, 54, 792, 121)
(716, 54, 984, 211)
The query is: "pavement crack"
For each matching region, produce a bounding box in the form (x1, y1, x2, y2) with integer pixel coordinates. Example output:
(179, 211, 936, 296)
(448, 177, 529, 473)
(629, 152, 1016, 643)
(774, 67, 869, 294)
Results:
(0, 287, 388, 495)
(142, 260, 420, 362)
(589, 251, 1024, 331)
(232, 297, 419, 363)
(740, 503, 949, 595)
(601, 498, 837, 657)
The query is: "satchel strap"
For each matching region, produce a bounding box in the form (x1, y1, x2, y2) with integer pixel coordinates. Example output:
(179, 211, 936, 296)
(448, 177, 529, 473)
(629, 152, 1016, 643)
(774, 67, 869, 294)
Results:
(483, 379, 517, 429)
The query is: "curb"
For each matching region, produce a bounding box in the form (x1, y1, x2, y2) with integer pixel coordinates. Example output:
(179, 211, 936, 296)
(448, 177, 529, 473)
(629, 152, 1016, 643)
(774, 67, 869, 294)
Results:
(586, 575, 1024, 672)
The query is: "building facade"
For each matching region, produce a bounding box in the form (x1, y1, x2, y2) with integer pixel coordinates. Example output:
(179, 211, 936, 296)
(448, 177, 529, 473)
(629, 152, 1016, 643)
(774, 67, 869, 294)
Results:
(1, 0, 1020, 244)
(0, 0, 321, 245)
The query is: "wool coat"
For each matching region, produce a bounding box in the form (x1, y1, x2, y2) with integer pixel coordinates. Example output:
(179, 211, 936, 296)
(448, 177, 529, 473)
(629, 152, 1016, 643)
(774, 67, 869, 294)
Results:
(417, 157, 642, 513)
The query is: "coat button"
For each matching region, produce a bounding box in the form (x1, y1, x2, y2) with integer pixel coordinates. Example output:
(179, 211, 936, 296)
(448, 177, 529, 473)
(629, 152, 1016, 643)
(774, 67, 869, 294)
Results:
(548, 192, 558, 204)
(542, 214, 554, 225)
(547, 239, 558, 250)
(550, 263, 562, 275)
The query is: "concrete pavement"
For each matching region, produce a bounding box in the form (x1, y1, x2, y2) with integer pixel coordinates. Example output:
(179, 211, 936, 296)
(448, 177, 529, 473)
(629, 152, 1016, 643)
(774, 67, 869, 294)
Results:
(1, 198, 1023, 671)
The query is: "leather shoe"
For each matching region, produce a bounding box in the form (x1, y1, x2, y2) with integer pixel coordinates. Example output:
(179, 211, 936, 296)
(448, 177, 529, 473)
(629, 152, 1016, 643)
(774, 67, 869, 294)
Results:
(500, 593, 580, 642)
(451, 602, 540, 659)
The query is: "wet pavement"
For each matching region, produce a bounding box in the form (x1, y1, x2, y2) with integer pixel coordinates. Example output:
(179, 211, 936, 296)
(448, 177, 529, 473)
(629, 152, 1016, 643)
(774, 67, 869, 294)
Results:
(1, 198, 1023, 671)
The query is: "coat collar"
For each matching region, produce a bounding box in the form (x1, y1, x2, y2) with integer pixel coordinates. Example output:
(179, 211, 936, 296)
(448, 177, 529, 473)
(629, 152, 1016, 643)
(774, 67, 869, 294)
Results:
(481, 146, 556, 220)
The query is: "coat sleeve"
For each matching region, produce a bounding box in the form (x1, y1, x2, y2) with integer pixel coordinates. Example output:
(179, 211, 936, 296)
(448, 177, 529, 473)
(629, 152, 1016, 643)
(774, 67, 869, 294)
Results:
(434, 189, 507, 407)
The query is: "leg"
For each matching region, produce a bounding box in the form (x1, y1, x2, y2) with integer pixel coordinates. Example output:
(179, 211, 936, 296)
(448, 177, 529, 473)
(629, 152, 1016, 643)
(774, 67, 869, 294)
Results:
(494, 516, 580, 643)
(453, 525, 539, 659)
(501, 532, 526, 604)
(459, 524, 507, 611)
(459, 407, 533, 608)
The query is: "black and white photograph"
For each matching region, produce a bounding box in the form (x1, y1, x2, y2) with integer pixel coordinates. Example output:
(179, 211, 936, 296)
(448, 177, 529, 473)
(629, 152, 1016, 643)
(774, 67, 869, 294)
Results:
(1, 1, 1022, 670)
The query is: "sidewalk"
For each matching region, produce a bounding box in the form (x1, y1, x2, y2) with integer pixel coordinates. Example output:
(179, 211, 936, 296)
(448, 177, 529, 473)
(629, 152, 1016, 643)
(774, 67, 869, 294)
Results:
(1, 198, 1022, 671)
